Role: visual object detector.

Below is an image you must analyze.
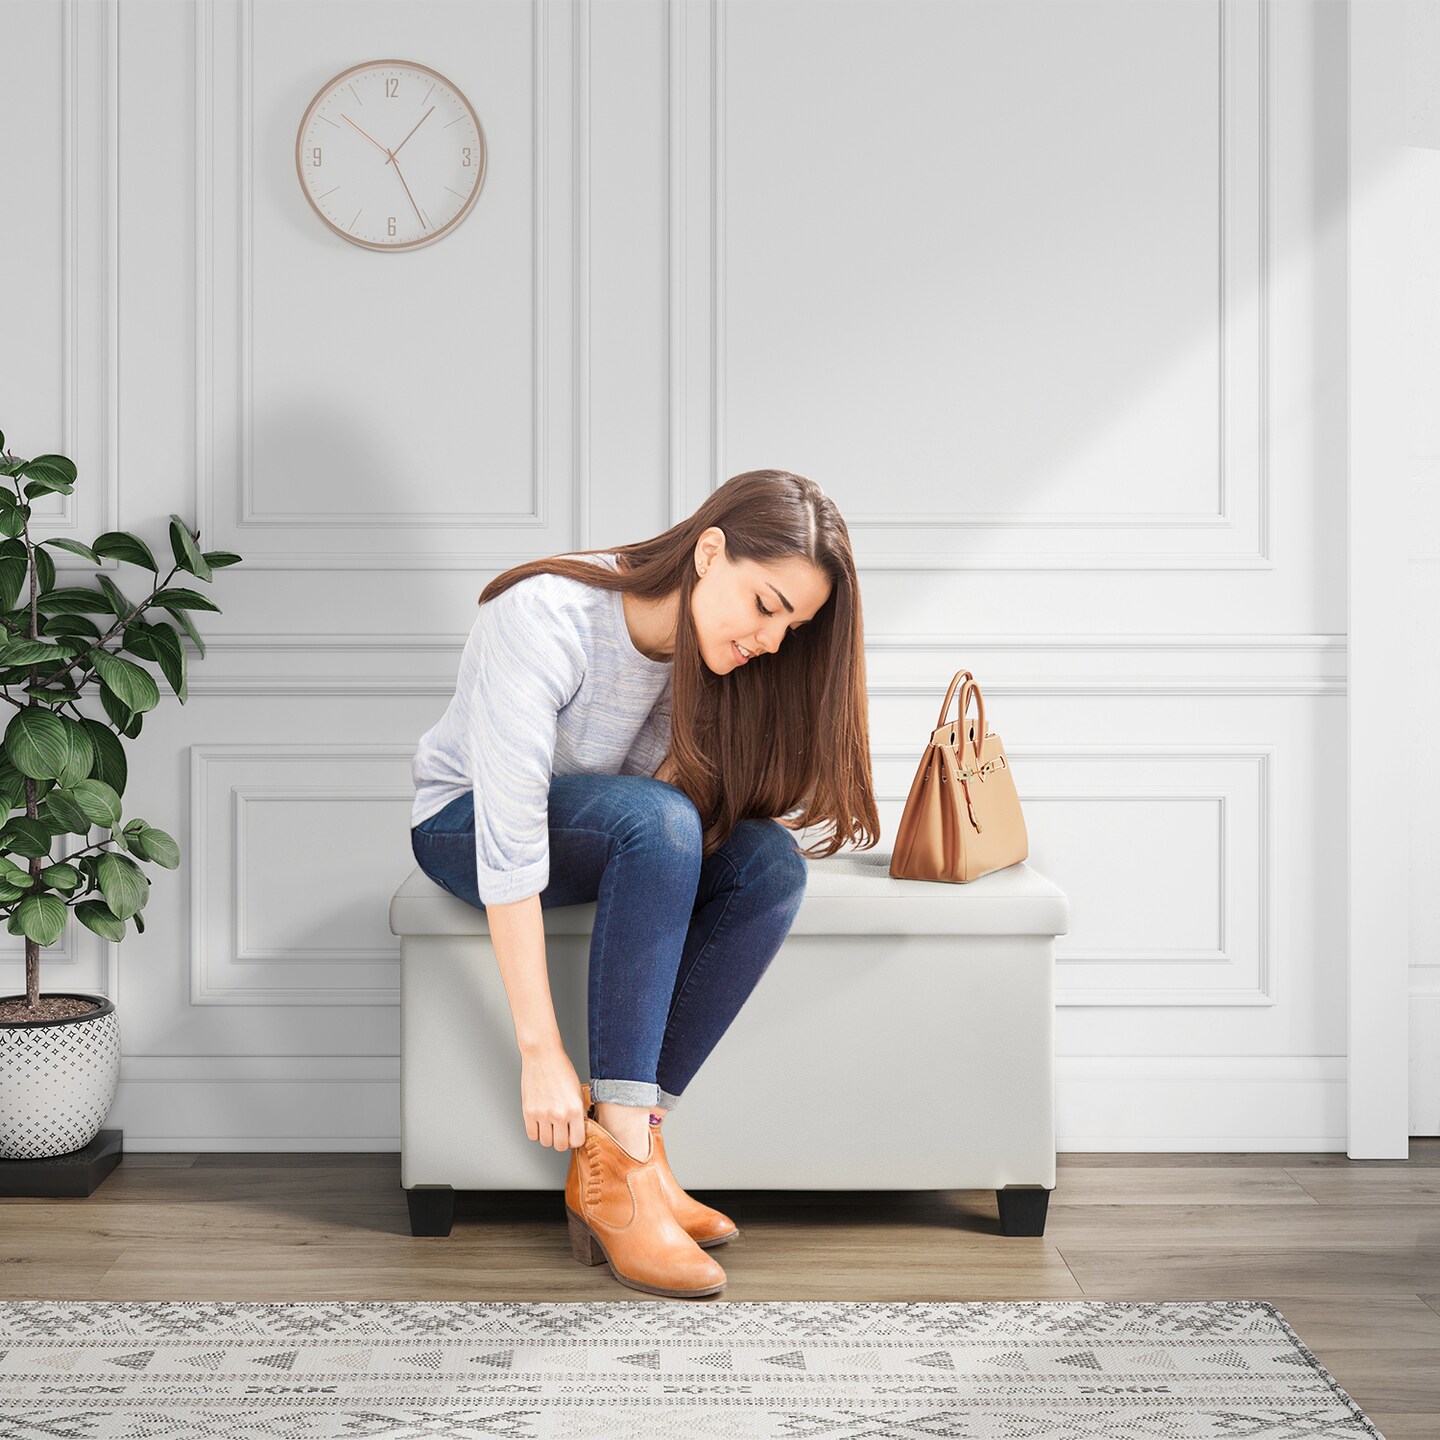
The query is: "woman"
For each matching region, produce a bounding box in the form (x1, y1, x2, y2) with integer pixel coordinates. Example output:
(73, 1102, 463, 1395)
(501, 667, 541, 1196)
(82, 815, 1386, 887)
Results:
(410, 469, 879, 1299)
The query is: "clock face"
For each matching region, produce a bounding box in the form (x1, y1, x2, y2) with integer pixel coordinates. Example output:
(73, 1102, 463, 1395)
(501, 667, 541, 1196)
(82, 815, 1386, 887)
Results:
(295, 59, 487, 251)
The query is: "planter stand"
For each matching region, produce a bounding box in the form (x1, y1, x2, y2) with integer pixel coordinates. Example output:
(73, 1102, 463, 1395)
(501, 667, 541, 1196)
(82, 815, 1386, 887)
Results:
(0, 1128, 123, 1198)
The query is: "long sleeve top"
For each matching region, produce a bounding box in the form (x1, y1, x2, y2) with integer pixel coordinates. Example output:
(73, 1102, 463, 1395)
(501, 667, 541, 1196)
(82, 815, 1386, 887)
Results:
(410, 552, 674, 904)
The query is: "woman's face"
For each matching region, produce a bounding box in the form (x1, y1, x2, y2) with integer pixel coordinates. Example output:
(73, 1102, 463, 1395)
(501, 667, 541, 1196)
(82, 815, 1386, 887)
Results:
(690, 528, 833, 674)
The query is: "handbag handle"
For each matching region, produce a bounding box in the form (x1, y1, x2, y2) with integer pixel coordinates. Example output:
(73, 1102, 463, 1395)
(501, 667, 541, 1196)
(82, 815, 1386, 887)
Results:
(935, 669, 986, 755)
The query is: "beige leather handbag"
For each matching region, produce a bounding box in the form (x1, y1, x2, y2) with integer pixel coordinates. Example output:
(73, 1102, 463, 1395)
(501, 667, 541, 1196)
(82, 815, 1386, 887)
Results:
(888, 669, 1028, 883)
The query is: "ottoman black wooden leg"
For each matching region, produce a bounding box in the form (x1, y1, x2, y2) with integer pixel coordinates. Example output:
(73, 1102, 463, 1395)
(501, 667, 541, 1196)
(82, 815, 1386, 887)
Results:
(995, 1184, 1051, 1236)
(406, 1184, 456, 1237)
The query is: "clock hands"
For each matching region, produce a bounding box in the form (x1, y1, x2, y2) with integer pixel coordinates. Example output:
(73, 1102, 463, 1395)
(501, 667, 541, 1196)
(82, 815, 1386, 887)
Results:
(388, 154, 429, 232)
(341, 114, 391, 158)
(389, 106, 435, 161)
(339, 107, 436, 233)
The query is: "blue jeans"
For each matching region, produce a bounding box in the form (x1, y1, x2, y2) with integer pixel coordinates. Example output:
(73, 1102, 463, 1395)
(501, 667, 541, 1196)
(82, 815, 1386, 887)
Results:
(410, 774, 809, 1111)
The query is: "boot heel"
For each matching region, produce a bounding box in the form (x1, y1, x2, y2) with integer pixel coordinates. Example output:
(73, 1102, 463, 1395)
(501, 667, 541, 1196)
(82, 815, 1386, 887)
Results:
(566, 1207, 607, 1266)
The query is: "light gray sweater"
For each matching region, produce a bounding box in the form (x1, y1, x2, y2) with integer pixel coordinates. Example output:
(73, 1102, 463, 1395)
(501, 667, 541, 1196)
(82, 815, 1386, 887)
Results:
(410, 553, 673, 905)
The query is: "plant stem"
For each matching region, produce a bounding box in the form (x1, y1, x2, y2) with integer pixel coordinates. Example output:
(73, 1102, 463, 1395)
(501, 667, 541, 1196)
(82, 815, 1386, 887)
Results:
(22, 505, 40, 1007)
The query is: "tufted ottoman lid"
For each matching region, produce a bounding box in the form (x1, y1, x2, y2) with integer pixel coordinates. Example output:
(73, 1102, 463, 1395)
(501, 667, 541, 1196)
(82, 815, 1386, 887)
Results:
(390, 852, 1069, 939)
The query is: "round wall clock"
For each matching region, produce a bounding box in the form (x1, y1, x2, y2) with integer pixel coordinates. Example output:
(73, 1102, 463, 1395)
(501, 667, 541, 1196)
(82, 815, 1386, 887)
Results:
(295, 58, 487, 252)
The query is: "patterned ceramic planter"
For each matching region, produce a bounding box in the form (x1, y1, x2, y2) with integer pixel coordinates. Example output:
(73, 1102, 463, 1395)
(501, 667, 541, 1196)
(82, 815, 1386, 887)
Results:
(0, 993, 121, 1160)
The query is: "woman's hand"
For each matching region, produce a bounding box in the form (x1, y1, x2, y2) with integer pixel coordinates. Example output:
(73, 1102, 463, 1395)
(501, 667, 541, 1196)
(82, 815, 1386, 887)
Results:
(519, 1042, 587, 1151)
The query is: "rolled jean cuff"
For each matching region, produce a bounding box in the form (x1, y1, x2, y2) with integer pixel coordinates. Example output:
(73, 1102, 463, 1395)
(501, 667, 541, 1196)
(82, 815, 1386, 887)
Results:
(589, 1078, 662, 1108)
(657, 1087, 683, 1111)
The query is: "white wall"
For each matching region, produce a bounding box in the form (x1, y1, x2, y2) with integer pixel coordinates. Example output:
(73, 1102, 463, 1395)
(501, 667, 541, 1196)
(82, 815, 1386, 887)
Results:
(0, 0, 1358, 1152)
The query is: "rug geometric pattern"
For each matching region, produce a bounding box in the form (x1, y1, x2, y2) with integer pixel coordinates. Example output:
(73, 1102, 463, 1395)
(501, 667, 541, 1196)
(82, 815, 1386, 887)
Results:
(0, 1299, 1385, 1439)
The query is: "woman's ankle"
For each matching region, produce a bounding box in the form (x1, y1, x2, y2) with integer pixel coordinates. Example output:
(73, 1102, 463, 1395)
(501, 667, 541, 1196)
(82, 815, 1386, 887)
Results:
(592, 1100, 652, 1160)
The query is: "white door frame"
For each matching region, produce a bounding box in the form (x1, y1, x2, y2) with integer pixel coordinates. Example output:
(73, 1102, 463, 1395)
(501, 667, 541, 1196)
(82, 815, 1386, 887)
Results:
(1346, 0, 1412, 1158)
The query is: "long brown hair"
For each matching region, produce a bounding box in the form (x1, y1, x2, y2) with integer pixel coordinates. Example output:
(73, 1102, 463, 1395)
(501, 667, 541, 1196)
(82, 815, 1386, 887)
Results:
(478, 469, 880, 860)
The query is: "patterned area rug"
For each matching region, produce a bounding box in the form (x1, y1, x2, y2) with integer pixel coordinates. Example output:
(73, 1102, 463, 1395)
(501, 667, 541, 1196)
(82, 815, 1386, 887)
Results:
(0, 1298, 1383, 1439)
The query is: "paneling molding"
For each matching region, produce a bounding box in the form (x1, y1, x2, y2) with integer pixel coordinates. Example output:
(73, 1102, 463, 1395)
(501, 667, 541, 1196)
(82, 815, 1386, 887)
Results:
(671, 0, 1273, 568)
(185, 742, 1274, 1008)
(0, 0, 121, 994)
(870, 743, 1277, 1006)
(189, 744, 412, 1004)
(233, 788, 407, 963)
(193, 0, 582, 566)
(168, 632, 1345, 695)
(29, 0, 120, 548)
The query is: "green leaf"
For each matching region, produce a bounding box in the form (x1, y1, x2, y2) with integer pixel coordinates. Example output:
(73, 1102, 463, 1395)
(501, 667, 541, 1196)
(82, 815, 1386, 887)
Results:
(22, 454, 77, 484)
(74, 899, 126, 942)
(36, 587, 113, 616)
(0, 554, 27, 612)
(70, 777, 122, 829)
(0, 816, 54, 858)
(22, 477, 75, 501)
(98, 682, 142, 736)
(80, 716, 127, 795)
(0, 639, 64, 666)
(40, 787, 94, 836)
(4, 706, 70, 779)
(41, 613, 104, 643)
(38, 537, 102, 565)
(95, 574, 135, 623)
(57, 721, 95, 787)
(164, 605, 206, 656)
(147, 622, 187, 702)
(40, 862, 80, 891)
(0, 855, 31, 886)
(132, 825, 180, 868)
(92, 531, 158, 572)
(91, 648, 160, 713)
(169, 515, 212, 583)
(23, 685, 83, 706)
(18, 456, 77, 498)
(96, 851, 147, 920)
(201, 551, 243, 568)
(120, 618, 157, 660)
(0, 768, 26, 813)
(151, 587, 220, 614)
(33, 543, 54, 594)
(10, 893, 67, 945)
(0, 507, 25, 540)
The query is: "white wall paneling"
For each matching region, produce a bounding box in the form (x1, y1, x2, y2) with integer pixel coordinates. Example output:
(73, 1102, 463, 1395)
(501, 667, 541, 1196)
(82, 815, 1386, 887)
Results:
(188, 744, 415, 1004)
(0, 0, 121, 999)
(673, 0, 1272, 568)
(1, 0, 120, 541)
(0, 0, 1366, 1152)
(194, 0, 583, 568)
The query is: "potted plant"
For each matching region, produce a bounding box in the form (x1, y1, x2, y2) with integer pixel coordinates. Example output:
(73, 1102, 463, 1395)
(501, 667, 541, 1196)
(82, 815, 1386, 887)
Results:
(0, 427, 240, 1186)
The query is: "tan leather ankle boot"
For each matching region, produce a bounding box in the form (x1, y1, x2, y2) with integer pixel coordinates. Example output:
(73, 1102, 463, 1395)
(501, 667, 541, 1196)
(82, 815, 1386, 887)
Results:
(564, 1083, 726, 1299)
(648, 1119, 740, 1247)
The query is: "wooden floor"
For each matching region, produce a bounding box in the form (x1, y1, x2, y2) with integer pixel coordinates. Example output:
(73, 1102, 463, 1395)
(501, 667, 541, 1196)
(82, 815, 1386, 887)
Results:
(4, 1140, 1438, 1439)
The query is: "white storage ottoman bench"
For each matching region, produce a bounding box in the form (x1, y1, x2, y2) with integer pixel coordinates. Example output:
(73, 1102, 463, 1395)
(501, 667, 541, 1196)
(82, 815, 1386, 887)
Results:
(389, 851, 1070, 1239)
